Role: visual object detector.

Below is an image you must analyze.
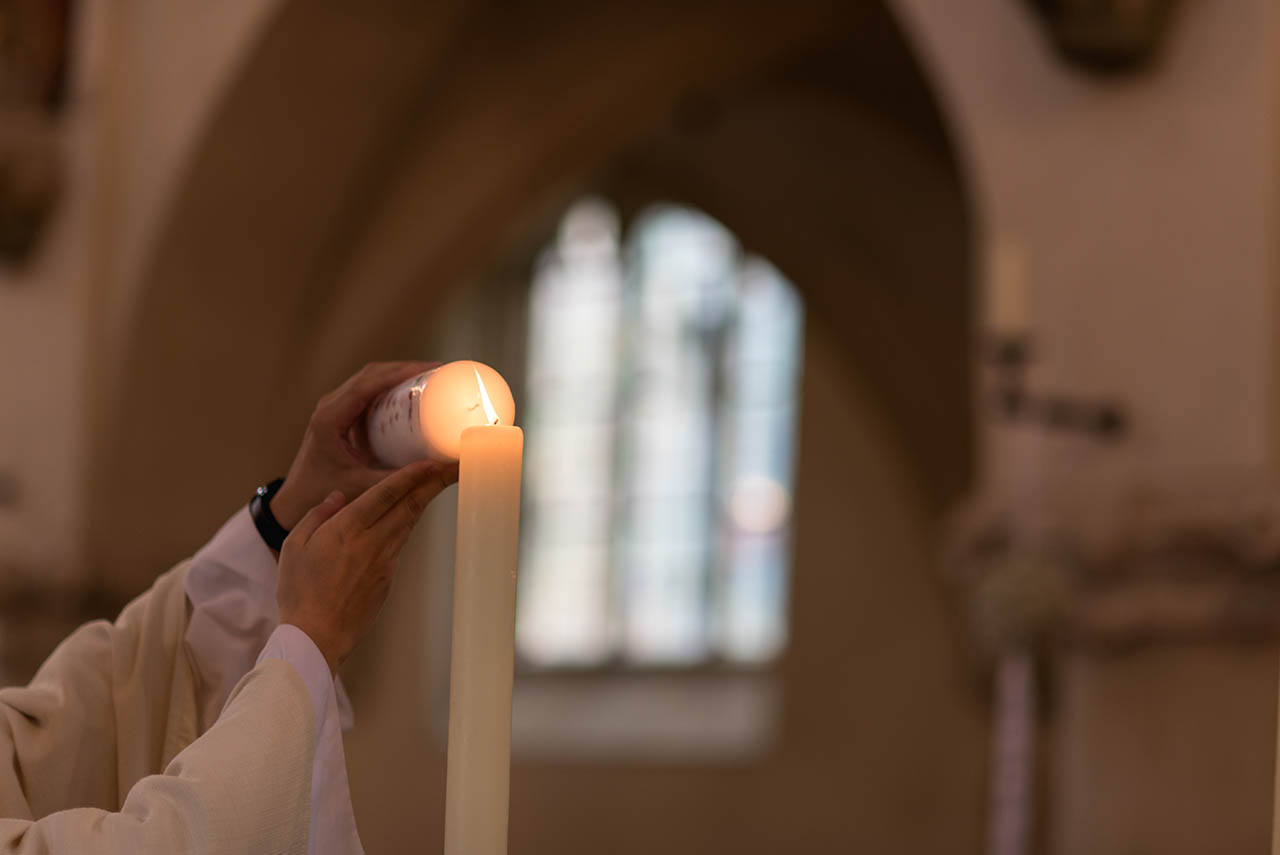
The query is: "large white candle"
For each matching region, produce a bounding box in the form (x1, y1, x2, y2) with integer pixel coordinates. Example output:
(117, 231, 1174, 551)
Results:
(445, 422, 523, 855)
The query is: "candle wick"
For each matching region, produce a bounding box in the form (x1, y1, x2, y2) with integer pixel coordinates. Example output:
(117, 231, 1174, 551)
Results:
(465, 401, 500, 424)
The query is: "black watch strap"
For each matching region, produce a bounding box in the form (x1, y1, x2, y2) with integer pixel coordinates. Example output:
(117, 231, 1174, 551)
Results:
(249, 477, 290, 551)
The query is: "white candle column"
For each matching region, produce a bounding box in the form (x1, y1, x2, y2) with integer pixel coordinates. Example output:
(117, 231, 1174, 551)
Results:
(444, 424, 524, 855)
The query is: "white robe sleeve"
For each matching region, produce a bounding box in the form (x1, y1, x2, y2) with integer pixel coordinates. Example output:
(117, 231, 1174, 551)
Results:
(258, 627, 362, 855)
(0, 657, 318, 855)
(185, 508, 362, 855)
(184, 507, 354, 733)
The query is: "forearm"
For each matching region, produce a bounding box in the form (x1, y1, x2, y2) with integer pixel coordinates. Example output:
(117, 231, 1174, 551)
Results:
(0, 659, 314, 855)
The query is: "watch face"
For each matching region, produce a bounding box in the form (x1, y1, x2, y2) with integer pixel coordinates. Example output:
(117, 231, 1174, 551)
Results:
(249, 484, 288, 550)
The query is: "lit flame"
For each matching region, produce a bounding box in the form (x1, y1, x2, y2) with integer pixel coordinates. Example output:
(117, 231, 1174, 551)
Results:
(474, 368, 500, 425)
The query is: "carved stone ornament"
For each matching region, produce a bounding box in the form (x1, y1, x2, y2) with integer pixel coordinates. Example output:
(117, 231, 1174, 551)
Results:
(944, 474, 1280, 659)
(1024, 0, 1179, 74)
(0, 0, 71, 267)
(0, 125, 59, 267)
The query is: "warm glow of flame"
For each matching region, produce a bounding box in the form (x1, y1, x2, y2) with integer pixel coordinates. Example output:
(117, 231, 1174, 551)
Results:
(475, 368, 500, 425)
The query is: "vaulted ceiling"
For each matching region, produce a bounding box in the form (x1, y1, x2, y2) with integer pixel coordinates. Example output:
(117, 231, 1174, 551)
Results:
(87, 0, 972, 594)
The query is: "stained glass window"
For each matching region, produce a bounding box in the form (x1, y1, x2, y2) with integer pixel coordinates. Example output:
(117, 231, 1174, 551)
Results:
(517, 198, 803, 668)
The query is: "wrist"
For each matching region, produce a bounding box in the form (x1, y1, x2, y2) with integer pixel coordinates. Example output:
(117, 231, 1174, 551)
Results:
(268, 482, 309, 531)
(282, 618, 342, 676)
(250, 478, 291, 552)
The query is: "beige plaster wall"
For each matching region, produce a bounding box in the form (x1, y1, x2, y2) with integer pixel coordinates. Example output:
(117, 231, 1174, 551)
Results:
(894, 0, 1278, 490)
(0, 0, 284, 584)
(891, 4, 1280, 852)
(1051, 644, 1279, 854)
(96, 0, 284, 368)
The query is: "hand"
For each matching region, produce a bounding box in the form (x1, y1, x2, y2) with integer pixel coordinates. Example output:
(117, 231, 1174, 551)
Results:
(276, 461, 456, 673)
(271, 361, 443, 530)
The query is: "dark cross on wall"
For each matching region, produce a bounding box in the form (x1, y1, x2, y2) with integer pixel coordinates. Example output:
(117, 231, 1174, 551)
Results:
(988, 335, 1127, 440)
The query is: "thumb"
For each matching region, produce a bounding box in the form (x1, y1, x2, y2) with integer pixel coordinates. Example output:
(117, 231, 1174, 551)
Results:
(288, 490, 346, 545)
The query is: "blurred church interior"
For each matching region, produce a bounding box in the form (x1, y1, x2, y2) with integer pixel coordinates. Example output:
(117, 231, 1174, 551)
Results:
(1, 0, 1277, 852)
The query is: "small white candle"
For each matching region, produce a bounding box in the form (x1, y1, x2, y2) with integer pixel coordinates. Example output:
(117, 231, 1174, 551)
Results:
(366, 360, 516, 465)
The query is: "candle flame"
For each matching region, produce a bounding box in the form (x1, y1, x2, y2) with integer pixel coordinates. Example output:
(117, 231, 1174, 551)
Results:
(474, 368, 500, 425)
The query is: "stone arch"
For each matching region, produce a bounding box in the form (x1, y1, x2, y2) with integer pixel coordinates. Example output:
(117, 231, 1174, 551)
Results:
(88, 0, 973, 599)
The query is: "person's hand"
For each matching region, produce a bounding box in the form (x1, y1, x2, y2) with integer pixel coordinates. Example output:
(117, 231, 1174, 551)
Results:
(276, 461, 455, 673)
(271, 361, 441, 531)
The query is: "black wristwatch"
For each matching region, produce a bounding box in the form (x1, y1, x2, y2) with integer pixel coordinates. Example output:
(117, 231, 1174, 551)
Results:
(249, 477, 290, 551)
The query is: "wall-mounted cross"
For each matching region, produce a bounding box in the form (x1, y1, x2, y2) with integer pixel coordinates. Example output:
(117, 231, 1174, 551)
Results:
(987, 334, 1127, 441)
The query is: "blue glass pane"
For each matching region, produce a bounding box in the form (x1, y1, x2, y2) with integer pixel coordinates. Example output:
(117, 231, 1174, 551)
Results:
(516, 201, 803, 669)
(717, 257, 802, 664)
(517, 198, 622, 666)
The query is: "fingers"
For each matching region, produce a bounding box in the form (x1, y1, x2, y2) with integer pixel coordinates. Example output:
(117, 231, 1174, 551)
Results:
(367, 472, 452, 568)
(340, 460, 438, 530)
(345, 418, 383, 468)
(287, 490, 346, 546)
(368, 464, 453, 551)
(316, 361, 440, 431)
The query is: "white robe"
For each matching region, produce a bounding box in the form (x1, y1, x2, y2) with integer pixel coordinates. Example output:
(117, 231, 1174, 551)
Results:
(185, 510, 360, 854)
(0, 509, 361, 854)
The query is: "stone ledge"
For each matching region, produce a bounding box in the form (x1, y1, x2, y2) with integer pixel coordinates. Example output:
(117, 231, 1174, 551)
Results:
(943, 476, 1280, 656)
